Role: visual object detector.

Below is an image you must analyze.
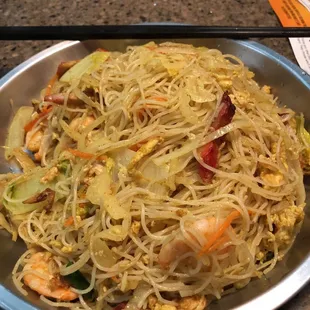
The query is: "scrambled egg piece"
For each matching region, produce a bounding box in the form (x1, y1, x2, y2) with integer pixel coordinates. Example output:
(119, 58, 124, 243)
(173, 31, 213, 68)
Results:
(147, 295, 206, 310)
(105, 157, 115, 174)
(142, 254, 150, 265)
(178, 296, 207, 310)
(147, 295, 176, 310)
(49, 240, 62, 248)
(128, 137, 164, 170)
(260, 169, 284, 186)
(256, 251, 265, 261)
(119, 279, 139, 292)
(271, 205, 304, 246)
(76, 204, 89, 218)
(40, 167, 59, 184)
(229, 90, 251, 108)
(176, 209, 188, 217)
(262, 85, 271, 94)
(131, 221, 141, 235)
(61, 246, 73, 253)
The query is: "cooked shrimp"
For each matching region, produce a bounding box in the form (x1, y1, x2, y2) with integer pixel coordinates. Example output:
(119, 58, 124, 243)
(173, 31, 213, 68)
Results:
(23, 252, 78, 301)
(158, 217, 228, 268)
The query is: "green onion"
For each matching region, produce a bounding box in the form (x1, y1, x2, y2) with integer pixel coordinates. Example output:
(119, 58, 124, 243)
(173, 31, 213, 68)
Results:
(63, 262, 95, 300)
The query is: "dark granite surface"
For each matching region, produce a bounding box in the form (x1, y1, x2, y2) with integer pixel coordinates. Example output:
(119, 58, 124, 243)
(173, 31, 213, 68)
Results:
(0, 0, 309, 309)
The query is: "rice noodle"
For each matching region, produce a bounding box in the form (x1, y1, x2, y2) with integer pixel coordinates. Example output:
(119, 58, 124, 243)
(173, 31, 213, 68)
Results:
(3, 42, 306, 309)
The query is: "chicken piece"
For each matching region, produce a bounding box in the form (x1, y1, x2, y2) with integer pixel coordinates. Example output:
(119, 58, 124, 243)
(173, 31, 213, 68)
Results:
(271, 205, 304, 247)
(84, 163, 105, 185)
(178, 295, 207, 310)
(23, 252, 78, 301)
(40, 167, 59, 184)
(27, 130, 44, 153)
(128, 137, 164, 170)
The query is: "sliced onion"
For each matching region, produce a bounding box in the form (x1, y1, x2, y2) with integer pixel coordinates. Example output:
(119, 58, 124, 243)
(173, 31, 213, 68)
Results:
(185, 76, 216, 103)
(147, 182, 169, 196)
(111, 148, 136, 167)
(0, 213, 13, 234)
(103, 194, 129, 220)
(125, 283, 152, 310)
(90, 237, 118, 269)
(97, 225, 127, 242)
(153, 140, 199, 166)
(140, 161, 169, 182)
(86, 168, 111, 205)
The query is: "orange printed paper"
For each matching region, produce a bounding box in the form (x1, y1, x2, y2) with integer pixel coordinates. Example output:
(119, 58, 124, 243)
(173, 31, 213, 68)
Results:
(268, 0, 310, 27)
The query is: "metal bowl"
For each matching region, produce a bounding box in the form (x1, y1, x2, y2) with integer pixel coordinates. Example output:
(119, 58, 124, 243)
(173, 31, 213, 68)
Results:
(0, 39, 310, 310)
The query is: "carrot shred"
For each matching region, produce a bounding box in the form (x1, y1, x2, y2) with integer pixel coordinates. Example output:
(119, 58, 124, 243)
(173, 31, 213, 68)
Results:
(96, 48, 108, 52)
(198, 210, 240, 256)
(207, 235, 230, 253)
(64, 216, 74, 227)
(67, 148, 107, 161)
(45, 74, 58, 96)
(149, 96, 167, 102)
(24, 106, 53, 132)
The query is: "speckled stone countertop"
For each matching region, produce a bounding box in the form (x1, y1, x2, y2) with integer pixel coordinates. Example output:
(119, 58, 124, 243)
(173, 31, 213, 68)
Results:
(0, 0, 309, 309)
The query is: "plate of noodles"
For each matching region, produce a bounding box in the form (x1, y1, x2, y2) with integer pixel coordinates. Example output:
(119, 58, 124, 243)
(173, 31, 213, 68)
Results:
(0, 38, 310, 310)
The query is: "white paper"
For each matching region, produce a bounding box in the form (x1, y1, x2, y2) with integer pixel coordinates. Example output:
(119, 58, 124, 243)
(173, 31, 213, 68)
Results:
(298, 0, 310, 12)
(289, 37, 310, 75)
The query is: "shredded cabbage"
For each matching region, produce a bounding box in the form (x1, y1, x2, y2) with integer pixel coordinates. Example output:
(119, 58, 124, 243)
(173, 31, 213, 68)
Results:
(3, 167, 63, 215)
(5, 106, 33, 160)
(86, 168, 128, 219)
(60, 51, 109, 83)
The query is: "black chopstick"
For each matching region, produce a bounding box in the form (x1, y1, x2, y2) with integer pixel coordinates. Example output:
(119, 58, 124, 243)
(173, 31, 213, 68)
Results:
(0, 25, 310, 40)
